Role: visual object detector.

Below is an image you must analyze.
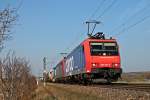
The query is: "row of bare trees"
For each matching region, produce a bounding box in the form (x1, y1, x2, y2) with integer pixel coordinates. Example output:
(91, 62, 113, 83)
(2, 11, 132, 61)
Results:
(0, 7, 17, 51)
(0, 7, 37, 100)
(0, 53, 37, 100)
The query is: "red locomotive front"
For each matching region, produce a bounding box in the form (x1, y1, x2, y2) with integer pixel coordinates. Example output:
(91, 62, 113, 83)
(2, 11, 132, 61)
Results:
(83, 37, 122, 82)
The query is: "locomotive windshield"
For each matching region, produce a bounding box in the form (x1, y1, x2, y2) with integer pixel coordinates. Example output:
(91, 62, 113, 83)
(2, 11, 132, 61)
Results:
(90, 42, 118, 56)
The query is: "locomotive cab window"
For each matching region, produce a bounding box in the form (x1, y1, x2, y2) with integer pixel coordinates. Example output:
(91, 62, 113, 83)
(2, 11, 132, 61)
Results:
(90, 42, 118, 56)
(90, 43, 103, 51)
(104, 43, 117, 50)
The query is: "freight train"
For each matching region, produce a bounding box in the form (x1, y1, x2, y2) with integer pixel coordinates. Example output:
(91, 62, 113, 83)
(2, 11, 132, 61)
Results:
(50, 32, 122, 84)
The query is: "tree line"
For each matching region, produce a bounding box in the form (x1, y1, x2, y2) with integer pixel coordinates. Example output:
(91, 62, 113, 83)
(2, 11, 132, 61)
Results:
(0, 7, 37, 100)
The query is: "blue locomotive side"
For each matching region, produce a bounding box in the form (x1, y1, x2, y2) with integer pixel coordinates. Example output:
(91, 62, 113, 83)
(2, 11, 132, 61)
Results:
(53, 59, 65, 81)
(64, 45, 85, 76)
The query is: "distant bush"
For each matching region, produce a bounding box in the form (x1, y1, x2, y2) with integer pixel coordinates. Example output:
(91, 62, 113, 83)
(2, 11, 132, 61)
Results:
(144, 73, 150, 79)
(0, 53, 37, 100)
(122, 72, 150, 82)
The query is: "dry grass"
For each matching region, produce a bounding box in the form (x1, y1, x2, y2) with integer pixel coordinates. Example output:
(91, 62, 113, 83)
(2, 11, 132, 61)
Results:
(33, 72, 150, 100)
(34, 83, 103, 100)
(33, 82, 150, 100)
(121, 72, 150, 83)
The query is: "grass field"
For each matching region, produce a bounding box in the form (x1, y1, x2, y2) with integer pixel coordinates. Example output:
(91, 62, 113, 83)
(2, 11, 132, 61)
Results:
(33, 72, 150, 100)
(120, 72, 150, 83)
(34, 83, 103, 100)
(33, 82, 150, 100)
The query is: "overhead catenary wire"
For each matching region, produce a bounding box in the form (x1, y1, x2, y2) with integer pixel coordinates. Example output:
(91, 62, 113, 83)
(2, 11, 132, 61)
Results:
(96, 0, 118, 20)
(62, 0, 107, 54)
(110, 3, 150, 34)
(114, 14, 150, 37)
(64, 27, 86, 53)
(85, 0, 118, 39)
(89, 0, 106, 20)
(62, 0, 117, 54)
(85, 0, 150, 38)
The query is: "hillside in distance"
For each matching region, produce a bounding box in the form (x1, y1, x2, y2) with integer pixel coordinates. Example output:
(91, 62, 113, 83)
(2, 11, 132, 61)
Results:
(121, 71, 150, 83)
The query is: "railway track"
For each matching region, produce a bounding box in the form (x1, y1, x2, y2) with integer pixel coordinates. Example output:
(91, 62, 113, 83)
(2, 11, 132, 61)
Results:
(43, 83, 150, 100)
(91, 83, 150, 92)
(47, 82, 150, 92)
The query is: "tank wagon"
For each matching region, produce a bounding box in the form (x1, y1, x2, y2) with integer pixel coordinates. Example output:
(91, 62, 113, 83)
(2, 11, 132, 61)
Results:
(52, 32, 122, 83)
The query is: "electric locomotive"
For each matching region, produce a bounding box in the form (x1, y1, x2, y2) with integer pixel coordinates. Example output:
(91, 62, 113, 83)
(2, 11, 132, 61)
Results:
(52, 32, 122, 83)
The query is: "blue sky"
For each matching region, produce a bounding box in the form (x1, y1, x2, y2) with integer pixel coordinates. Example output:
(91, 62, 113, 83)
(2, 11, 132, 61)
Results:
(0, 0, 150, 76)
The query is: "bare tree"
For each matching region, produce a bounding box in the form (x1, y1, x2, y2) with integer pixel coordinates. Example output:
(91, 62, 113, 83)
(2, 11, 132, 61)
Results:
(0, 7, 17, 51)
(0, 53, 37, 100)
(0, 6, 37, 100)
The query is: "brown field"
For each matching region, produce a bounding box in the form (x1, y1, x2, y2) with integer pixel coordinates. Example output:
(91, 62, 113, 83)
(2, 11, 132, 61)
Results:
(34, 83, 103, 100)
(1, 72, 149, 100)
(33, 82, 150, 100)
(120, 71, 150, 83)
(33, 72, 150, 100)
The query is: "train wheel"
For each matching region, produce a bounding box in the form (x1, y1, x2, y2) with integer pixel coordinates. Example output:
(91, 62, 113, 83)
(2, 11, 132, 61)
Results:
(106, 77, 112, 84)
(87, 78, 93, 85)
(82, 79, 87, 85)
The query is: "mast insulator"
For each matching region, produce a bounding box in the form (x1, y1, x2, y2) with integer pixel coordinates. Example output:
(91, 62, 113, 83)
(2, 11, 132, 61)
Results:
(89, 32, 105, 39)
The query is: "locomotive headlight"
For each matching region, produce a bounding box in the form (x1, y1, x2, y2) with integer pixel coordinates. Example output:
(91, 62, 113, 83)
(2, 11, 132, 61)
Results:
(115, 64, 118, 66)
(87, 70, 90, 73)
(112, 63, 120, 67)
(92, 63, 96, 67)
